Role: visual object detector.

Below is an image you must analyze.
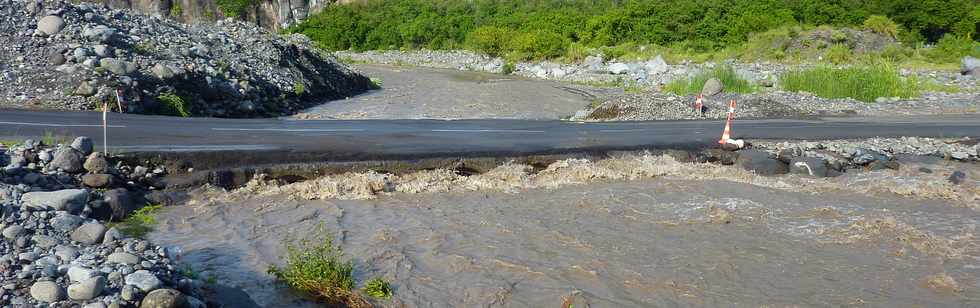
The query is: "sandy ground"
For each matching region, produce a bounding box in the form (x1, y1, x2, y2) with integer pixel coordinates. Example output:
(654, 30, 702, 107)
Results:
(293, 65, 621, 120)
(149, 156, 978, 307)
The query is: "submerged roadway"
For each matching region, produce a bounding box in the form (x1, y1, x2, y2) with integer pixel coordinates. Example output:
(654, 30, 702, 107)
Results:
(1, 109, 978, 168)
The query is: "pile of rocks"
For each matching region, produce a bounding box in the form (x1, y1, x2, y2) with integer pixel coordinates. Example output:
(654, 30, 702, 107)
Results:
(0, 0, 373, 117)
(1, 137, 203, 307)
(755, 137, 980, 163)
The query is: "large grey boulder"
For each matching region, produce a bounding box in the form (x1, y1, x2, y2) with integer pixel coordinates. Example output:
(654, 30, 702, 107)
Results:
(2, 225, 25, 239)
(103, 188, 144, 221)
(140, 288, 188, 308)
(963, 56, 979, 76)
(30, 281, 66, 303)
(22, 189, 88, 212)
(99, 58, 138, 76)
(607, 62, 630, 75)
(68, 276, 106, 300)
(71, 222, 107, 245)
(701, 78, 723, 97)
(83, 25, 116, 43)
(68, 266, 98, 283)
(83, 152, 109, 173)
(37, 15, 65, 35)
(735, 150, 789, 175)
(49, 147, 85, 173)
(51, 213, 84, 232)
(75, 81, 97, 97)
(151, 63, 176, 79)
(125, 270, 162, 292)
(790, 157, 829, 177)
(107, 252, 141, 265)
(644, 55, 668, 75)
(71, 137, 94, 156)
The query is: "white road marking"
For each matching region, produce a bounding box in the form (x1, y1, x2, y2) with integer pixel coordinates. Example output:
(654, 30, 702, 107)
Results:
(212, 128, 365, 132)
(430, 129, 545, 133)
(0, 121, 126, 128)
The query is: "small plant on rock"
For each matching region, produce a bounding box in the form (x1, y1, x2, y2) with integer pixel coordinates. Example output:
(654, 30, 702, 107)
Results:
(108, 204, 163, 238)
(169, 3, 183, 18)
(362, 277, 392, 299)
(267, 228, 369, 307)
(157, 92, 191, 117)
(294, 81, 306, 96)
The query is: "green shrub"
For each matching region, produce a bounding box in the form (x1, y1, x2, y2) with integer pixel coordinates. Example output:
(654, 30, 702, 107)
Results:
(780, 66, 920, 102)
(294, 82, 305, 96)
(107, 204, 162, 238)
(465, 26, 513, 57)
(169, 3, 182, 18)
(824, 44, 853, 64)
(216, 0, 256, 19)
(267, 229, 366, 306)
(506, 30, 568, 61)
(664, 65, 755, 95)
(362, 278, 392, 299)
(157, 92, 190, 117)
(863, 15, 899, 39)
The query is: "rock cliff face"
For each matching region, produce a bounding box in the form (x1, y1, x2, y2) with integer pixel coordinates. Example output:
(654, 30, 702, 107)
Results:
(84, 0, 350, 29)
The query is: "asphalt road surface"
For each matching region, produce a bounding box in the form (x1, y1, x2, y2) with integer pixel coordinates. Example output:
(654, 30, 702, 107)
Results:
(2, 109, 978, 163)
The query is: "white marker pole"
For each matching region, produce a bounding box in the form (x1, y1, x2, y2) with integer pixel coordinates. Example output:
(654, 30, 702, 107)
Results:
(102, 101, 108, 155)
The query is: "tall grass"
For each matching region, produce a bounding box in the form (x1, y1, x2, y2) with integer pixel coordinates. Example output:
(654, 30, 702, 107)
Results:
(780, 66, 920, 102)
(664, 65, 755, 95)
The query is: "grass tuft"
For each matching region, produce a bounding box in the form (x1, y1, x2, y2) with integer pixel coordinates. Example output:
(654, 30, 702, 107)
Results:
(779, 65, 921, 102)
(267, 227, 369, 307)
(157, 92, 191, 117)
(108, 204, 163, 238)
(664, 65, 754, 95)
(362, 277, 392, 299)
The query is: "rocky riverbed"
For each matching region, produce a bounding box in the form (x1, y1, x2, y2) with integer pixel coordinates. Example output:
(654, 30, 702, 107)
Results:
(1, 137, 209, 307)
(0, 0, 372, 117)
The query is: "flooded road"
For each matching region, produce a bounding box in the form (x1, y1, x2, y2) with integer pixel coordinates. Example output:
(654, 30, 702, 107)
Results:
(150, 158, 978, 307)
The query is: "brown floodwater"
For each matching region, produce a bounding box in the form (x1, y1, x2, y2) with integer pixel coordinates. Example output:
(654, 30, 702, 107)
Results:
(149, 158, 979, 307)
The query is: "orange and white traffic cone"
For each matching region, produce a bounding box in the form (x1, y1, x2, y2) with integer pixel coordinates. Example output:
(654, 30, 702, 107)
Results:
(694, 94, 703, 116)
(718, 99, 736, 144)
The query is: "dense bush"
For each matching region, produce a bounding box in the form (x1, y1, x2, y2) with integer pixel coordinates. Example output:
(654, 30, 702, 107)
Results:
(216, 0, 257, 19)
(292, 0, 979, 62)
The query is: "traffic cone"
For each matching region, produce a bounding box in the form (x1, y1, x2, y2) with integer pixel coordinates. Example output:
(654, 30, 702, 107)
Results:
(694, 94, 703, 115)
(718, 99, 736, 144)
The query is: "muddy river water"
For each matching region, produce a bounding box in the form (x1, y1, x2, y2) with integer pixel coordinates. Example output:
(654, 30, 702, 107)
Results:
(149, 157, 979, 307)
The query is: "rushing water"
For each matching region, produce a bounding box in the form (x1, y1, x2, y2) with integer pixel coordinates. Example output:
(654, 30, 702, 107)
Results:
(150, 170, 979, 307)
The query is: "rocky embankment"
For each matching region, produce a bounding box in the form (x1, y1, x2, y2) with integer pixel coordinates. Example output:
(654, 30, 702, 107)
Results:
(1, 138, 207, 307)
(1, 0, 373, 117)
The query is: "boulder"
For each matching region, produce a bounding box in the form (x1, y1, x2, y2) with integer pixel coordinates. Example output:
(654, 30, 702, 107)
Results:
(83, 152, 109, 173)
(962, 56, 979, 76)
(126, 270, 163, 292)
(49, 147, 85, 173)
(30, 281, 66, 303)
(99, 58, 138, 76)
(37, 15, 65, 36)
(49, 53, 67, 65)
(948, 171, 967, 185)
(68, 266, 98, 283)
(93, 44, 111, 57)
(83, 25, 116, 43)
(789, 157, 828, 177)
(50, 213, 84, 232)
(644, 55, 668, 75)
(75, 81, 97, 97)
(735, 150, 789, 175)
(701, 78, 723, 97)
(22, 189, 88, 212)
(103, 188, 145, 221)
(68, 276, 106, 300)
(71, 222, 107, 245)
(607, 62, 630, 74)
(82, 174, 119, 188)
(107, 252, 141, 265)
(140, 288, 188, 308)
(151, 63, 176, 79)
(699, 148, 739, 165)
(584, 55, 604, 71)
(71, 137, 94, 156)
(2, 225, 25, 239)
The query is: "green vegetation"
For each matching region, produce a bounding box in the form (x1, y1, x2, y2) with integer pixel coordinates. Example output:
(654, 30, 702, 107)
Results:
(267, 229, 367, 306)
(664, 66, 754, 95)
(779, 66, 921, 102)
(294, 81, 306, 96)
(157, 92, 191, 117)
(291, 0, 978, 64)
(108, 204, 163, 238)
(169, 3, 182, 18)
(369, 77, 383, 88)
(362, 277, 392, 299)
(133, 42, 155, 55)
(216, 0, 257, 19)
